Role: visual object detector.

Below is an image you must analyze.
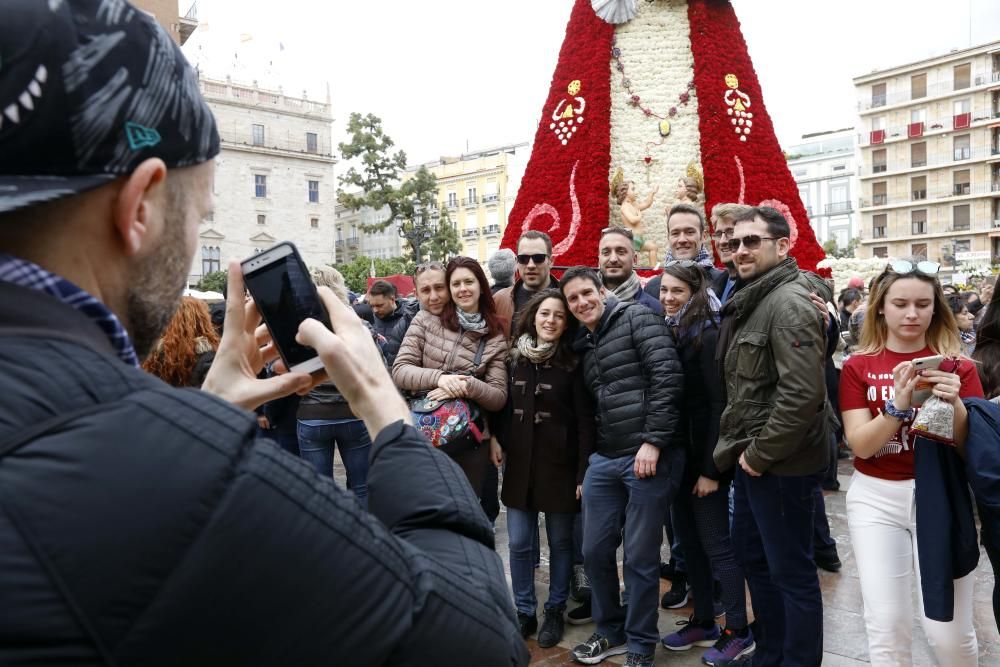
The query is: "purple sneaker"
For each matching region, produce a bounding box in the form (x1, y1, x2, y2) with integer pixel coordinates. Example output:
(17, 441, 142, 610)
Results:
(701, 627, 756, 666)
(661, 617, 720, 651)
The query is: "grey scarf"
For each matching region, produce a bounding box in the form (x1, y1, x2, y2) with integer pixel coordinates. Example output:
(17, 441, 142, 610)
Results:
(609, 271, 643, 304)
(456, 308, 488, 333)
(511, 333, 556, 366)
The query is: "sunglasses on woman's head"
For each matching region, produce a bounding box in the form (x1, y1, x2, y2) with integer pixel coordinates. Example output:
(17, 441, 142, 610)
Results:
(415, 261, 444, 274)
(516, 253, 549, 265)
(886, 260, 940, 277)
(719, 234, 779, 253)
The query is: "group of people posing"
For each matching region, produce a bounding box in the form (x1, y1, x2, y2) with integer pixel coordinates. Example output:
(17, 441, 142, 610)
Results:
(143, 199, 1000, 667)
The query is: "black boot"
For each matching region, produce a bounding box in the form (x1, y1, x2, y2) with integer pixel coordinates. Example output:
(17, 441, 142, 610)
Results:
(537, 606, 566, 648)
(518, 612, 538, 638)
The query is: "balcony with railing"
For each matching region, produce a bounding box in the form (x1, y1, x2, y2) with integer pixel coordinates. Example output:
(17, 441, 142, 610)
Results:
(825, 201, 853, 214)
(462, 228, 480, 238)
(446, 199, 459, 210)
(218, 128, 334, 158)
(860, 146, 1000, 177)
(179, 2, 199, 44)
(861, 113, 995, 148)
(198, 76, 331, 117)
(860, 181, 1000, 208)
(462, 196, 479, 208)
(483, 224, 501, 235)
(482, 193, 499, 204)
(859, 71, 1000, 112)
(346, 236, 360, 248)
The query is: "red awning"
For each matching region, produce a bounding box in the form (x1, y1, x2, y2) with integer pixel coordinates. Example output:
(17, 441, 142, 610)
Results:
(870, 129, 885, 145)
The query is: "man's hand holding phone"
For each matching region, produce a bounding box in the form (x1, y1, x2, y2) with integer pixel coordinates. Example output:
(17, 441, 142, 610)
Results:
(202, 260, 314, 410)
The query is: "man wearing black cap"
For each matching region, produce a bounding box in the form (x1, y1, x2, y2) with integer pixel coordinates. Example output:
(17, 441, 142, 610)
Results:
(0, 2, 528, 665)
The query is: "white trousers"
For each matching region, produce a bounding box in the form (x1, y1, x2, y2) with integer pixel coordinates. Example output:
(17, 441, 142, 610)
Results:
(846, 470, 978, 666)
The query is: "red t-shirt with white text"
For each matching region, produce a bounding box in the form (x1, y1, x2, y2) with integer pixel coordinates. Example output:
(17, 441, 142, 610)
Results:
(839, 347, 984, 480)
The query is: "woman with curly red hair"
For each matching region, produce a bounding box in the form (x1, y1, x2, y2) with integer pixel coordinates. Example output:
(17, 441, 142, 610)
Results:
(142, 296, 219, 388)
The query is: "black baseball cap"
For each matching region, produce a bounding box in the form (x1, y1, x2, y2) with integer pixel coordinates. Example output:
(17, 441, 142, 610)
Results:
(0, 0, 220, 214)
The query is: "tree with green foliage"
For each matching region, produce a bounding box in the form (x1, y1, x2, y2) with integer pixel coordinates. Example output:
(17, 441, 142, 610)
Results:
(427, 206, 462, 262)
(196, 270, 227, 293)
(332, 255, 417, 294)
(822, 237, 859, 260)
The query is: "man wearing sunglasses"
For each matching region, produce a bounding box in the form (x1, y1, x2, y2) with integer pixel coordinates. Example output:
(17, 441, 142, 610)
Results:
(712, 206, 832, 667)
(495, 230, 559, 337)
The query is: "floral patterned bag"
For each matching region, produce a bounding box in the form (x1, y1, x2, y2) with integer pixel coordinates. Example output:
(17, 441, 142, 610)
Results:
(409, 337, 486, 448)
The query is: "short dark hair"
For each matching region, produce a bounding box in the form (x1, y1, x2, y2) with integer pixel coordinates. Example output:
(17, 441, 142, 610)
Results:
(734, 205, 790, 240)
(368, 280, 396, 299)
(948, 294, 968, 316)
(839, 288, 862, 307)
(518, 230, 553, 256)
(667, 203, 705, 234)
(559, 266, 602, 292)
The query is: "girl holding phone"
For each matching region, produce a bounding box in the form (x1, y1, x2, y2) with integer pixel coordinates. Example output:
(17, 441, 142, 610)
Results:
(839, 259, 983, 666)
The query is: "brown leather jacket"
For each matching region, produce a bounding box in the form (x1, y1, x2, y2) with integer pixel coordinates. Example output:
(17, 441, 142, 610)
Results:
(391, 310, 509, 411)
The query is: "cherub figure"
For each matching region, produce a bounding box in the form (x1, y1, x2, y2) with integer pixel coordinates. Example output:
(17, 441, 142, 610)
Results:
(616, 179, 659, 267)
(674, 177, 701, 204)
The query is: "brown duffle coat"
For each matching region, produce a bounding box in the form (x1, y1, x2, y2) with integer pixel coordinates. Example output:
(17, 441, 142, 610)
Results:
(500, 357, 596, 514)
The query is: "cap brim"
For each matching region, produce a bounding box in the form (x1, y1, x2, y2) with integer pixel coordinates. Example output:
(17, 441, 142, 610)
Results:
(0, 174, 118, 214)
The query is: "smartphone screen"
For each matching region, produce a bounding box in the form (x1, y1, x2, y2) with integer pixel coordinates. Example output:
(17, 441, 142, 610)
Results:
(242, 243, 329, 371)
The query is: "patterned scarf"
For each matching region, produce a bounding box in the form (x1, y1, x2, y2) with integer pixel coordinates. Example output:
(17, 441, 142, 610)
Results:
(609, 271, 643, 304)
(456, 307, 488, 333)
(663, 244, 715, 268)
(666, 290, 721, 341)
(512, 333, 557, 365)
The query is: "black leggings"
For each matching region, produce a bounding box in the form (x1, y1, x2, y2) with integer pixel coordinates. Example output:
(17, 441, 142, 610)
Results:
(671, 479, 748, 628)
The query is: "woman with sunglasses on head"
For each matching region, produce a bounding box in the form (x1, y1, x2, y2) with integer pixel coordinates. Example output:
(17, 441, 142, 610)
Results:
(393, 257, 508, 489)
(839, 259, 983, 666)
(656, 261, 756, 665)
(491, 289, 595, 646)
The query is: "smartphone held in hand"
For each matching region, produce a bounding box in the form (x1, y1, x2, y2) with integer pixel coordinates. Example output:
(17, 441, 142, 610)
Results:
(241, 242, 331, 374)
(910, 354, 943, 407)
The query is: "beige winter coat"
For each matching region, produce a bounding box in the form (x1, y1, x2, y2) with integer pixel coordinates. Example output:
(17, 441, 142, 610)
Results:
(392, 310, 509, 411)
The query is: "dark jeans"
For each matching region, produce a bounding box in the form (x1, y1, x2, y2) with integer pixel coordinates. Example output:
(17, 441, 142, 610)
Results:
(256, 427, 299, 457)
(583, 448, 683, 655)
(507, 508, 575, 615)
(823, 433, 839, 487)
(732, 468, 823, 667)
(297, 419, 372, 509)
(672, 479, 747, 628)
(573, 513, 584, 566)
(813, 483, 838, 561)
(664, 509, 686, 572)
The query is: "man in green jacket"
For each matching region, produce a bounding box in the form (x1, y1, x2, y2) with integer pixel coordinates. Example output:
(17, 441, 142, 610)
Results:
(714, 206, 830, 667)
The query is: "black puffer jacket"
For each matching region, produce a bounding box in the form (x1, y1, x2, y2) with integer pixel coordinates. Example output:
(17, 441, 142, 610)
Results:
(0, 282, 528, 667)
(373, 299, 419, 368)
(572, 296, 683, 457)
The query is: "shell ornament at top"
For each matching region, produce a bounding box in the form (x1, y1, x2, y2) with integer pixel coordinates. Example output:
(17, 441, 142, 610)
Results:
(592, 0, 638, 24)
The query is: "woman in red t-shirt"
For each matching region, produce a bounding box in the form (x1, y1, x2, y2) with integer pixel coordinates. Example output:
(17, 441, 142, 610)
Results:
(840, 260, 983, 666)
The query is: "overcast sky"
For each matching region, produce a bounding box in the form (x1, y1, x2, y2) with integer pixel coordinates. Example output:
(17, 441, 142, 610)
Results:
(183, 0, 1000, 164)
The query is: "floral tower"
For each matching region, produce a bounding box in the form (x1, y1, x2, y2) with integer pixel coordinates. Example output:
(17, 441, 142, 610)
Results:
(501, 0, 828, 275)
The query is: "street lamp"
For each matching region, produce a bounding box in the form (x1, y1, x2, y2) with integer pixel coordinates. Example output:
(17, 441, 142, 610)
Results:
(398, 199, 438, 263)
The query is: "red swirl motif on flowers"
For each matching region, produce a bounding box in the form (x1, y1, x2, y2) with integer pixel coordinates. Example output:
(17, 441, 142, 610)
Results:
(521, 160, 582, 257)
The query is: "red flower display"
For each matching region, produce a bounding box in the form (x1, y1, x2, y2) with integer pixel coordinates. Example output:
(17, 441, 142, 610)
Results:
(503, 0, 829, 277)
(499, 0, 613, 266)
(687, 0, 828, 276)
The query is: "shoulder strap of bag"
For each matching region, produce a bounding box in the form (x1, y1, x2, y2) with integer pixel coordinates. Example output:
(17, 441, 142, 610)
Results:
(472, 336, 487, 371)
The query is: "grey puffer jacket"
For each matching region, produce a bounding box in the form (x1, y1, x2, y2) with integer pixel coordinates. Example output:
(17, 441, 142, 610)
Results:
(572, 296, 684, 457)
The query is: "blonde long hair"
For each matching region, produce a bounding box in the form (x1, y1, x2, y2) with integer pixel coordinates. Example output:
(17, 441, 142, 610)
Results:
(856, 269, 961, 357)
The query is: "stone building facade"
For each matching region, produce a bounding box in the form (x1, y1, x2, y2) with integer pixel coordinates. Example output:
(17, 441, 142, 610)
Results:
(187, 75, 337, 283)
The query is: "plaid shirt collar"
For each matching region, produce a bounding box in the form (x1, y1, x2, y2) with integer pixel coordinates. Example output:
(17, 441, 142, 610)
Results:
(0, 253, 139, 367)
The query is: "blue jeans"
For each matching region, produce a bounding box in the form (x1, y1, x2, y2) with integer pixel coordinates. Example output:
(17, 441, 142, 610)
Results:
(507, 508, 575, 615)
(732, 468, 824, 667)
(297, 419, 372, 509)
(582, 448, 683, 655)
